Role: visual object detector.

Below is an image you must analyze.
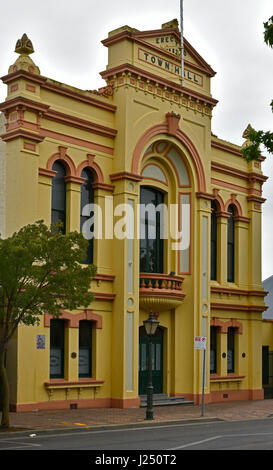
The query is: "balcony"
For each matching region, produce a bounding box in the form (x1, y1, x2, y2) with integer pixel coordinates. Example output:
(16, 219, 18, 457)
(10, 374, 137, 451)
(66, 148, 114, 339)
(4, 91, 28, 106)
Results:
(139, 273, 185, 311)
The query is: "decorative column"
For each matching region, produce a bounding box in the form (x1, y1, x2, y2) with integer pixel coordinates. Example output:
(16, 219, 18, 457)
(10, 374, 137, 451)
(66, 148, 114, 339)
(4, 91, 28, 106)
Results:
(109, 172, 142, 407)
(194, 193, 213, 404)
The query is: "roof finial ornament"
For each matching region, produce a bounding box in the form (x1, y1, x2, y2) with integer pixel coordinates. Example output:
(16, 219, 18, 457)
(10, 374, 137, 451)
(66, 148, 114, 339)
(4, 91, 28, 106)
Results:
(15, 33, 34, 55)
(8, 33, 40, 75)
(242, 123, 252, 139)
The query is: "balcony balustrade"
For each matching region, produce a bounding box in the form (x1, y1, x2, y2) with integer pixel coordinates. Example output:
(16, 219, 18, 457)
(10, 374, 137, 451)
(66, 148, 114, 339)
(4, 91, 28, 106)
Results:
(139, 273, 185, 311)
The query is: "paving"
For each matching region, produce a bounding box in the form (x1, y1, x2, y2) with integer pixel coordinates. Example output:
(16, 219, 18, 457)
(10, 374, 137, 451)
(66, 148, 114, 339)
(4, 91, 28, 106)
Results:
(1, 399, 273, 433)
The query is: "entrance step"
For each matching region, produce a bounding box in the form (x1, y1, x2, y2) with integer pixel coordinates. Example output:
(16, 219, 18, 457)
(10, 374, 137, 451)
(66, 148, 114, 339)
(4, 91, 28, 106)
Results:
(140, 394, 194, 407)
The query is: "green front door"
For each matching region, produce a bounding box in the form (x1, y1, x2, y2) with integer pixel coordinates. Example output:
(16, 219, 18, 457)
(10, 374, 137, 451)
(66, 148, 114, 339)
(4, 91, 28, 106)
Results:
(139, 326, 163, 395)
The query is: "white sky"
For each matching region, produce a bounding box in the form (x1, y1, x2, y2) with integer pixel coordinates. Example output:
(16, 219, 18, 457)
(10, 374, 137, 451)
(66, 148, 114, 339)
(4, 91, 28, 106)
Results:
(0, 0, 272, 280)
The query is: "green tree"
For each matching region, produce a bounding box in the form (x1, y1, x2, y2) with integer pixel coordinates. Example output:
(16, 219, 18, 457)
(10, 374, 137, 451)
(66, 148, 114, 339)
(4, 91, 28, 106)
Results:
(0, 221, 96, 428)
(241, 16, 273, 161)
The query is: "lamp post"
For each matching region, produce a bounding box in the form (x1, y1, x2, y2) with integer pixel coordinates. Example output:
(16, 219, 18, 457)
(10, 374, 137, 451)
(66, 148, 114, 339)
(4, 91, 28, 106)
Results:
(143, 311, 159, 420)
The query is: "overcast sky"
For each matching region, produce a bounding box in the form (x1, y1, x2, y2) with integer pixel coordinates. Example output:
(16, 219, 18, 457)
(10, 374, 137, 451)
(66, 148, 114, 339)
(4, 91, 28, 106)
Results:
(0, 0, 272, 280)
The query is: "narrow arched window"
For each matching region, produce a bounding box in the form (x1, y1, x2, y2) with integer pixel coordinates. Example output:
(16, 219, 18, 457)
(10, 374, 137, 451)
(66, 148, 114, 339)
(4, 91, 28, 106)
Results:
(140, 186, 164, 274)
(51, 161, 66, 234)
(80, 169, 94, 264)
(211, 201, 217, 281)
(227, 205, 235, 283)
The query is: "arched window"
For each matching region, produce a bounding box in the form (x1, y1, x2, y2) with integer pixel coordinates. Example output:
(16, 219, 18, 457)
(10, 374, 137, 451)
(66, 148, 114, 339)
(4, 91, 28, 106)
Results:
(227, 205, 235, 283)
(51, 161, 66, 234)
(80, 168, 94, 264)
(211, 201, 218, 281)
(140, 186, 164, 273)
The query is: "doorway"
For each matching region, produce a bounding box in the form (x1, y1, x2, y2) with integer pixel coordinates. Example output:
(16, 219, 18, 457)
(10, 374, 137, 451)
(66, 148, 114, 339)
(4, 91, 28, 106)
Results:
(139, 326, 163, 395)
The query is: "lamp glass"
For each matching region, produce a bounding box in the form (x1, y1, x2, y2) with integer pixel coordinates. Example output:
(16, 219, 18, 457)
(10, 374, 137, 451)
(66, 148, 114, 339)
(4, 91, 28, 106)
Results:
(143, 312, 159, 336)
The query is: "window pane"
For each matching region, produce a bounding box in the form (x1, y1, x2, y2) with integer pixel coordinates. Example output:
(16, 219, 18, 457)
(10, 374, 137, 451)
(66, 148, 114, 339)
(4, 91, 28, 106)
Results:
(227, 205, 235, 282)
(139, 186, 164, 273)
(80, 169, 94, 264)
(210, 326, 217, 374)
(51, 161, 66, 234)
(50, 320, 64, 378)
(79, 321, 92, 377)
(211, 201, 217, 281)
(227, 327, 235, 373)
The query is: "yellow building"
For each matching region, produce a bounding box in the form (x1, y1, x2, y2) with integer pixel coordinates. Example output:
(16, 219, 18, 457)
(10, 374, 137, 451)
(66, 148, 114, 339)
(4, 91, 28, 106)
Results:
(0, 20, 270, 411)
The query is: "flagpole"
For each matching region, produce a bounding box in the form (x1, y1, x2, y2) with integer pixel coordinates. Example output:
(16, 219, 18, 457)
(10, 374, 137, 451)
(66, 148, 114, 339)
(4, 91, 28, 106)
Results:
(180, 0, 184, 87)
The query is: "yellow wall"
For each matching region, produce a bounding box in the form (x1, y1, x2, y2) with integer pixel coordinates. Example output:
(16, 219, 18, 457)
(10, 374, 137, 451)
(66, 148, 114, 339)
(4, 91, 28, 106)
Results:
(0, 21, 269, 410)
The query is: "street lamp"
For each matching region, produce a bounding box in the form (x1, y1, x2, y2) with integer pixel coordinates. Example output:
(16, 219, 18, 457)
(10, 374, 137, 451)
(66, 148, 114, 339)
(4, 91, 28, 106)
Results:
(143, 311, 159, 420)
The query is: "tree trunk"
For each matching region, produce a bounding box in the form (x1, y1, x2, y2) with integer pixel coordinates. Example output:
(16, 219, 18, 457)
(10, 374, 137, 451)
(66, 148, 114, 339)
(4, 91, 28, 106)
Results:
(0, 349, 9, 428)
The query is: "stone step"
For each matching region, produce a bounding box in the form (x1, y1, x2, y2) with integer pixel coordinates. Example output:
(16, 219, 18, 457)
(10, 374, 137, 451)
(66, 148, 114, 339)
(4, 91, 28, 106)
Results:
(140, 394, 194, 407)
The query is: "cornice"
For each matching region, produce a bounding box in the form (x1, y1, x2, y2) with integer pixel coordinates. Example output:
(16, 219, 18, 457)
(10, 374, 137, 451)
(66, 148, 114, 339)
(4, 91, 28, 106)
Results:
(211, 161, 268, 184)
(0, 96, 49, 114)
(101, 63, 218, 107)
(1, 69, 46, 85)
(1, 70, 117, 113)
(211, 302, 267, 313)
(44, 108, 117, 139)
(247, 195, 266, 204)
(211, 286, 267, 297)
(195, 192, 215, 201)
(211, 139, 242, 157)
(1, 128, 44, 143)
(110, 171, 143, 182)
(41, 81, 116, 113)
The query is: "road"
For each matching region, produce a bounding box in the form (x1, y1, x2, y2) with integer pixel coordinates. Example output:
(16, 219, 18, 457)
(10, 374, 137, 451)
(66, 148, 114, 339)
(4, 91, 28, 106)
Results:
(1, 418, 273, 452)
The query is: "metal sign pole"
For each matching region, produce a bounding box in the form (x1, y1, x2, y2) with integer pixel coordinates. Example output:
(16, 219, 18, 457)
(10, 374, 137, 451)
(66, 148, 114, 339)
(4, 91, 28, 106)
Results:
(201, 347, 206, 417)
(180, 0, 184, 87)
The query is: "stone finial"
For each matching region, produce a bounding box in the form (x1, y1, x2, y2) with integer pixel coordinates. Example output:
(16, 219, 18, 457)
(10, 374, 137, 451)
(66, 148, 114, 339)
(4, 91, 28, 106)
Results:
(8, 33, 40, 75)
(15, 33, 34, 55)
(242, 124, 252, 139)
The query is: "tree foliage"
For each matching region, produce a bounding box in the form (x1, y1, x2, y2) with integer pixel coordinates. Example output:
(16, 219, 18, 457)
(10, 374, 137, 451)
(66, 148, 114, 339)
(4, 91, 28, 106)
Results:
(0, 221, 96, 427)
(241, 16, 273, 162)
(264, 16, 273, 48)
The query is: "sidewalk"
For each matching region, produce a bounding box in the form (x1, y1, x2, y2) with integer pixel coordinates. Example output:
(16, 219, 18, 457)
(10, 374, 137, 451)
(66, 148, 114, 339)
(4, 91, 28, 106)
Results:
(2, 399, 273, 432)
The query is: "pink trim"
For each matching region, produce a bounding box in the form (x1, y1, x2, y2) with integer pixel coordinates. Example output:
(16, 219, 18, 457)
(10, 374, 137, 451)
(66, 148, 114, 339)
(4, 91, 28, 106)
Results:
(211, 317, 243, 334)
(38, 168, 57, 178)
(23, 142, 36, 151)
(10, 84, 18, 92)
(131, 122, 206, 192)
(165, 112, 181, 135)
(26, 84, 36, 93)
(44, 309, 102, 329)
(212, 189, 225, 212)
(224, 194, 243, 216)
(141, 163, 168, 186)
(165, 147, 191, 188)
(76, 154, 104, 183)
(44, 379, 104, 387)
(46, 146, 76, 177)
(178, 192, 192, 275)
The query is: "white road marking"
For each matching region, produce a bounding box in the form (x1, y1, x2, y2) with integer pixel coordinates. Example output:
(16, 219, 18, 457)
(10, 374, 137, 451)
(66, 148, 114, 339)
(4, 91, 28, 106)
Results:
(168, 435, 223, 450)
(0, 439, 41, 450)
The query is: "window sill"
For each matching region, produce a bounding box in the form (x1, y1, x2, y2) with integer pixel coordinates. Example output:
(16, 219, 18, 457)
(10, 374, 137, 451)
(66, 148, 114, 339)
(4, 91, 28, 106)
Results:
(210, 374, 245, 383)
(44, 379, 104, 390)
